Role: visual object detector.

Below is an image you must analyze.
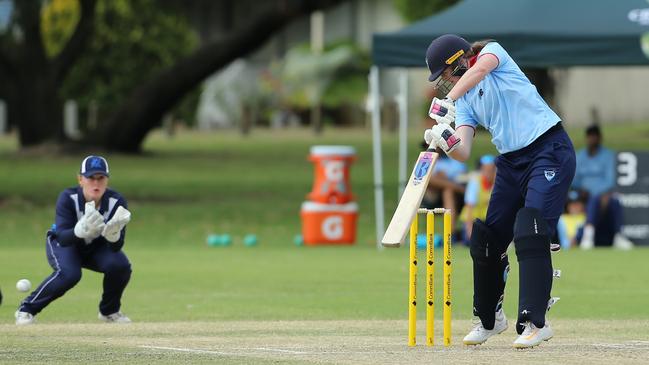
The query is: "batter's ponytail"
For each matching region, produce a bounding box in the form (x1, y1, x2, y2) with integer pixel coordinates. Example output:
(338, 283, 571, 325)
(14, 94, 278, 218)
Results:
(470, 39, 496, 56)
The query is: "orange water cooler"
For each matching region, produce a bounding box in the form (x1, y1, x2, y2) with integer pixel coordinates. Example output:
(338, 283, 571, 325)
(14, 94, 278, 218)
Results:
(301, 146, 358, 245)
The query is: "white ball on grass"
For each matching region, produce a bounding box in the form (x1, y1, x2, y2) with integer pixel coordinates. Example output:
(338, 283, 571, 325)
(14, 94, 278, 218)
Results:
(16, 279, 31, 292)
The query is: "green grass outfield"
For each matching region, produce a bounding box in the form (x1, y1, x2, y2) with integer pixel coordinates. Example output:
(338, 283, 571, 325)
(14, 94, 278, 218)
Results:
(1, 125, 649, 363)
(2, 245, 648, 322)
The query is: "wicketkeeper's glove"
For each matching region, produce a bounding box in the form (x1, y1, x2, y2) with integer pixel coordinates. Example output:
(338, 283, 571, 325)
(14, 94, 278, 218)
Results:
(102, 206, 131, 243)
(74, 201, 105, 241)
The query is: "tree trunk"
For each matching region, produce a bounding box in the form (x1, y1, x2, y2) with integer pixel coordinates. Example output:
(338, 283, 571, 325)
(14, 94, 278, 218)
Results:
(1, 42, 63, 146)
(11, 76, 64, 146)
(0, 0, 96, 149)
(311, 104, 322, 135)
(98, 0, 346, 152)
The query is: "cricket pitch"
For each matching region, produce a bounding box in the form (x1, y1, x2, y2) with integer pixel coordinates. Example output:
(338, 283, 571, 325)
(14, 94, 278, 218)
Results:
(2, 319, 649, 364)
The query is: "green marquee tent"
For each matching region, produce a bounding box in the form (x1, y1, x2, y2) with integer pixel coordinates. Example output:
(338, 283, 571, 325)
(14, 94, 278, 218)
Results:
(373, 0, 649, 67)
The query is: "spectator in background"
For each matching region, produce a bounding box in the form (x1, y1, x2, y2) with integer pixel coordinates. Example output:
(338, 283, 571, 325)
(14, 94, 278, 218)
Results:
(460, 155, 496, 242)
(572, 124, 633, 250)
(556, 190, 587, 249)
(422, 144, 467, 234)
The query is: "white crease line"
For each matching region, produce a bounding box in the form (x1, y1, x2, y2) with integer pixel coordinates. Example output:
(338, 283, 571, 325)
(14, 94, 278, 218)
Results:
(141, 345, 408, 356)
(243, 348, 410, 355)
(142, 345, 310, 356)
(593, 343, 649, 349)
(140, 345, 240, 356)
(253, 347, 308, 354)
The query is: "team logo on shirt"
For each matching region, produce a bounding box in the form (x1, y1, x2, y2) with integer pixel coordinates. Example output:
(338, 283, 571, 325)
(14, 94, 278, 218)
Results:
(544, 169, 556, 181)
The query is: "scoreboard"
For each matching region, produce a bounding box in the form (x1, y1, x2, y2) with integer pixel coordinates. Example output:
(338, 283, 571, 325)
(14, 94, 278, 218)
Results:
(617, 152, 649, 246)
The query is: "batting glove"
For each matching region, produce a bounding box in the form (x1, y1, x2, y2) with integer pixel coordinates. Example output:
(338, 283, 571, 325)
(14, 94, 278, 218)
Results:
(102, 206, 131, 243)
(428, 97, 456, 125)
(74, 201, 105, 241)
(424, 124, 461, 154)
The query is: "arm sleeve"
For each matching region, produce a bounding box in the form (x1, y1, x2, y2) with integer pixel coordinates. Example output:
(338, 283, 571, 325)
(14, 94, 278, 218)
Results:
(455, 98, 478, 129)
(479, 42, 508, 70)
(54, 192, 84, 247)
(455, 42, 508, 130)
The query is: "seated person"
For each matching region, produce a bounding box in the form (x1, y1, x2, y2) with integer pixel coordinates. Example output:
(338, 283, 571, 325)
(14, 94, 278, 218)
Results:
(556, 190, 586, 249)
(572, 124, 632, 250)
(460, 155, 496, 243)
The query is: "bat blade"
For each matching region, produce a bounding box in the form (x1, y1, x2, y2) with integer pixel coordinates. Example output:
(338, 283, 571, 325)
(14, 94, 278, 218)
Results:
(381, 151, 438, 247)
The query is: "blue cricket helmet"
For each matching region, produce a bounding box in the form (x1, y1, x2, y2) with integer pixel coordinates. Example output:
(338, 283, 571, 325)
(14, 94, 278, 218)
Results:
(425, 34, 471, 81)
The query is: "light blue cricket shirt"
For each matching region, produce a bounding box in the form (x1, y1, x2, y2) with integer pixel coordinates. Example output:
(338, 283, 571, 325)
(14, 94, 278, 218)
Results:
(455, 42, 561, 154)
(572, 146, 616, 196)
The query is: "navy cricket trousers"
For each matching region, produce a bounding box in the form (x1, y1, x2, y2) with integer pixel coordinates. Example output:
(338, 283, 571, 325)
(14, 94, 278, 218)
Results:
(20, 234, 132, 316)
(476, 124, 575, 327)
(486, 124, 576, 249)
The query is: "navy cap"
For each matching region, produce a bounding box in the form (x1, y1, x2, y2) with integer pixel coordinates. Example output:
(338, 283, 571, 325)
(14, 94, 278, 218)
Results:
(425, 34, 471, 81)
(80, 155, 110, 178)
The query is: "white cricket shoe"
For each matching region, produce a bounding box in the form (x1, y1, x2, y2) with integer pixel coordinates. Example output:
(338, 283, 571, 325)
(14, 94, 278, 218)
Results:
(513, 321, 553, 348)
(15, 311, 36, 325)
(613, 234, 634, 250)
(98, 311, 132, 323)
(463, 309, 508, 345)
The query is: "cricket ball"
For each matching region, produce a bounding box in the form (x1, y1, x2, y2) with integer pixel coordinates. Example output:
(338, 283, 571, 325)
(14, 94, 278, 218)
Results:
(16, 279, 31, 292)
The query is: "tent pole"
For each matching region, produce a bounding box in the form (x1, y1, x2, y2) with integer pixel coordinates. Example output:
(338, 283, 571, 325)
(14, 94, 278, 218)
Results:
(398, 69, 409, 199)
(369, 65, 385, 250)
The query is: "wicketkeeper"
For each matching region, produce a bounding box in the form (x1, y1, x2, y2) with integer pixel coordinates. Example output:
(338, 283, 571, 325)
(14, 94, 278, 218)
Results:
(15, 156, 133, 325)
(423, 34, 576, 348)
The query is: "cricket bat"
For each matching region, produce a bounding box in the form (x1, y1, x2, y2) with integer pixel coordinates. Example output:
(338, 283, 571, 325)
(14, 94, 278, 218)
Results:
(381, 150, 439, 247)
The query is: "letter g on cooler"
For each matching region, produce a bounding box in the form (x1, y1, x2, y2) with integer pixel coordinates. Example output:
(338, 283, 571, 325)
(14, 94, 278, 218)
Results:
(322, 216, 344, 240)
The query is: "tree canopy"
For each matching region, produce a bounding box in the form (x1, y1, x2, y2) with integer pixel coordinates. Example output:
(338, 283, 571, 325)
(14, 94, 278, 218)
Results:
(0, 0, 346, 152)
(392, 0, 458, 22)
(43, 0, 199, 124)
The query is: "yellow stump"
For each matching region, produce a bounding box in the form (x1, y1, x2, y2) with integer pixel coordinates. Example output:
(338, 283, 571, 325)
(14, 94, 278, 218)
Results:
(443, 210, 452, 346)
(426, 212, 435, 346)
(408, 214, 418, 347)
